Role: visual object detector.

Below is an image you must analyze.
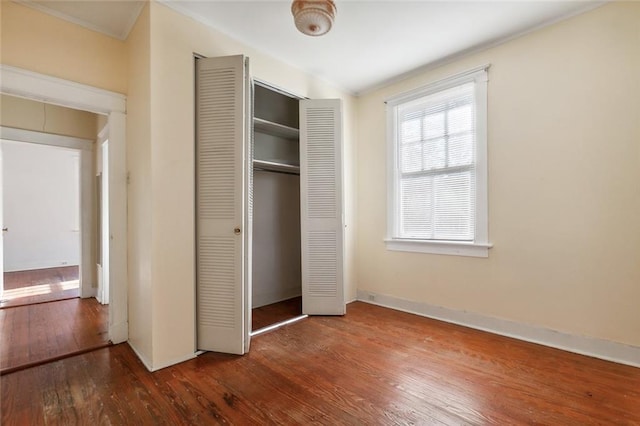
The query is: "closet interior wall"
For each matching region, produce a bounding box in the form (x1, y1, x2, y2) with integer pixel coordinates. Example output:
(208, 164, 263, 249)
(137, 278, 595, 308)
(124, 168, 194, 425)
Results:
(251, 83, 302, 309)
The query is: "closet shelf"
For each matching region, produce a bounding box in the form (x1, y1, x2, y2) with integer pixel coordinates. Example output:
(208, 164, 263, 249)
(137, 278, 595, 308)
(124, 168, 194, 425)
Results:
(254, 117, 299, 140)
(253, 159, 300, 174)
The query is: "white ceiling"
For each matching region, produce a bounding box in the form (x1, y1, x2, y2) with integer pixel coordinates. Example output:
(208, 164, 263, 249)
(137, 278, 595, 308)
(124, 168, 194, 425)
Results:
(17, 0, 605, 95)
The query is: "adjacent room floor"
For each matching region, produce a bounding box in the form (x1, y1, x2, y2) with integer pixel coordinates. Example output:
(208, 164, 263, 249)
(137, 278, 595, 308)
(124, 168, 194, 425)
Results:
(2, 302, 638, 424)
(1, 266, 80, 308)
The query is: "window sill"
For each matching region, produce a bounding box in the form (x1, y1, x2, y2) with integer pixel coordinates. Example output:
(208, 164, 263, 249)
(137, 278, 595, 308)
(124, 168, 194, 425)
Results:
(384, 238, 492, 258)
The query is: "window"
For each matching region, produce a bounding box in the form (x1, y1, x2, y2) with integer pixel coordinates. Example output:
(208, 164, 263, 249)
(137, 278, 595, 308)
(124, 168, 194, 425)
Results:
(385, 66, 491, 257)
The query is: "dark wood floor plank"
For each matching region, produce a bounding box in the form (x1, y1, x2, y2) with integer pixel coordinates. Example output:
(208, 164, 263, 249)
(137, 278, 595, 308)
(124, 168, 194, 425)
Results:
(1, 302, 639, 425)
(255, 317, 474, 424)
(322, 303, 640, 424)
(0, 298, 109, 373)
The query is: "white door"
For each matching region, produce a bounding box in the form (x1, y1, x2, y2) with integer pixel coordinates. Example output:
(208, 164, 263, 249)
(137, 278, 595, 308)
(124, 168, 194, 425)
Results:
(196, 55, 251, 354)
(300, 99, 345, 315)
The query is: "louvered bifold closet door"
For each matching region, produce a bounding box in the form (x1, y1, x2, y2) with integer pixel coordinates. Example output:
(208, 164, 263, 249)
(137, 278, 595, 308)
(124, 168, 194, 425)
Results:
(300, 99, 345, 315)
(196, 55, 249, 354)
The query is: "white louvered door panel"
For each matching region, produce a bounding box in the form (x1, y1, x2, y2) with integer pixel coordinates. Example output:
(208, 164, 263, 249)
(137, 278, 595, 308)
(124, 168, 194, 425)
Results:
(300, 99, 345, 315)
(196, 55, 249, 354)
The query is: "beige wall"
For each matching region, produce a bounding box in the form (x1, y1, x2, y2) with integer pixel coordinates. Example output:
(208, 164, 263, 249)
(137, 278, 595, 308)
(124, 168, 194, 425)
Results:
(0, 1, 127, 94)
(1, 95, 97, 139)
(125, 4, 154, 365)
(146, 2, 358, 368)
(356, 2, 640, 347)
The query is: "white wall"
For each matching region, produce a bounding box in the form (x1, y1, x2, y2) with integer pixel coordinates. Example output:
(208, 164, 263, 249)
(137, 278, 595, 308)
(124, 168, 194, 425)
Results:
(2, 140, 80, 271)
(356, 2, 640, 348)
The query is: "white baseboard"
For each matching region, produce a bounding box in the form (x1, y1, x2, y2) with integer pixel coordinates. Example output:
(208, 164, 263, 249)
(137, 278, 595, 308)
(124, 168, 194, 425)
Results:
(356, 290, 640, 368)
(127, 341, 197, 372)
(109, 321, 128, 344)
(80, 284, 97, 299)
(127, 341, 154, 371)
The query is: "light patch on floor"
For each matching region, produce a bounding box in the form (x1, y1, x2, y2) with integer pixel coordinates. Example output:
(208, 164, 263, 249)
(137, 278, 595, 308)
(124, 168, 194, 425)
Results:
(1, 280, 79, 301)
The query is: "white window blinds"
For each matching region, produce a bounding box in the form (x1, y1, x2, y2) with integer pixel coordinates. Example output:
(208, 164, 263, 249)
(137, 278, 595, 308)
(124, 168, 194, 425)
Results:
(396, 83, 476, 241)
(386, 65, 490, 257)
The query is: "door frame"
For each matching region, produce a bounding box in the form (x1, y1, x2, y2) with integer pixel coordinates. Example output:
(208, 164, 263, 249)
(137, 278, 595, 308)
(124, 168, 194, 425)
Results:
(97, 124, 110, 305)
(0, 64, 128, 344)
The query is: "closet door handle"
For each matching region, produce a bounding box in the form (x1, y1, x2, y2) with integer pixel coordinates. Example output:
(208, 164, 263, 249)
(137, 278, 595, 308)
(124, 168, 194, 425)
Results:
(234, 227, 241, 235)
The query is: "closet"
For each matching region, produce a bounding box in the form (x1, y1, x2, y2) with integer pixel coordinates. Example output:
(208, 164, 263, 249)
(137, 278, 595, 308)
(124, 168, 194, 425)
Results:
(195, 55, 345, 356)
(251, 83, 303, 326)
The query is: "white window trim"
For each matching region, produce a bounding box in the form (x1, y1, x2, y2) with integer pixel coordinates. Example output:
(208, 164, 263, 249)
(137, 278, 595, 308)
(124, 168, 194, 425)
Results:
(385, 64, 492, 258)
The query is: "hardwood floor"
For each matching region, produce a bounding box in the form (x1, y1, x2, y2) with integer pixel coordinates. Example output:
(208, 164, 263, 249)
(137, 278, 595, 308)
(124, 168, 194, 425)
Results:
(1, 266, 80, 308)
(0, 288, 80, 309)
(0, 298, 109, 375)
(2, 301, 638, 425)
(3, 266, 79, 290)
(252, 296, 302, 331)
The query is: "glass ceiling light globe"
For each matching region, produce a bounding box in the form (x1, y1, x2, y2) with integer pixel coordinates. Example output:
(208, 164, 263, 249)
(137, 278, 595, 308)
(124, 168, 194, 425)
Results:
(291, 0, 337, 37)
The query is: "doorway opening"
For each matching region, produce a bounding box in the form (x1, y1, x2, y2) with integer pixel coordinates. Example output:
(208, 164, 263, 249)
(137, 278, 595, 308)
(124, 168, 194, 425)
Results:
(0, 123, 111, 374)
(1, 64, 128, 346)
(1, 140, 81, 306)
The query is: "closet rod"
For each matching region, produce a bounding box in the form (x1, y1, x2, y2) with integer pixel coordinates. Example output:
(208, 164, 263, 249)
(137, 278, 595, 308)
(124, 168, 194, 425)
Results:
(253, 159, 300, 176)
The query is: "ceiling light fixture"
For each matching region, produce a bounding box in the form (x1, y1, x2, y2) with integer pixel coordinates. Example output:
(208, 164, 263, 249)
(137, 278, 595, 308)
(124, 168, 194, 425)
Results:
(291, 0, 337, 37)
